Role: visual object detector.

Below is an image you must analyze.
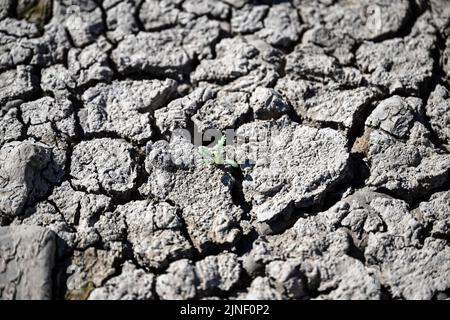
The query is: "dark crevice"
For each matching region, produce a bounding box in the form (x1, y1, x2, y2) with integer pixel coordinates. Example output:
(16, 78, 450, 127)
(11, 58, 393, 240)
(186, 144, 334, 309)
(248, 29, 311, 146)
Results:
(380, 285, 395, 300)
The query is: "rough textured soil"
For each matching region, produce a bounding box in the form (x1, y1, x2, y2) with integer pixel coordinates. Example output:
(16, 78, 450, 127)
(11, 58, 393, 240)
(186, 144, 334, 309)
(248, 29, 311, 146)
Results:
(2, 0, 450, 300)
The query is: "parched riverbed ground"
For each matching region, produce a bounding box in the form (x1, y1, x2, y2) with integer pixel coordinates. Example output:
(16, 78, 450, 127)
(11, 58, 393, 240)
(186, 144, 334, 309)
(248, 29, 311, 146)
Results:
(2, 0, 450, 300)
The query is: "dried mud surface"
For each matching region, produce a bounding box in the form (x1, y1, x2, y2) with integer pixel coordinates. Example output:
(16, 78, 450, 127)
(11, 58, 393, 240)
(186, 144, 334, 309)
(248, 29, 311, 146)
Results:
(2, 0, 450, 300)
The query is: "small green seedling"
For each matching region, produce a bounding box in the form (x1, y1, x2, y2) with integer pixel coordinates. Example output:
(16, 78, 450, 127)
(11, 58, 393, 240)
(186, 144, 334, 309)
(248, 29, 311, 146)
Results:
(198, 136, 239, 168)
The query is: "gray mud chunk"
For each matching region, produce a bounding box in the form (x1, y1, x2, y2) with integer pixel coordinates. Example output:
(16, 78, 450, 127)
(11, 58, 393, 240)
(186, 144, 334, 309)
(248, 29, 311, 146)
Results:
(0, 36, 33, 72)
(302, 27, 356, 65)
(231, 4, 268, 34)
(195, 253, 241, 293)
(119, 200, 192, 269)
(296, 0, 411, 41)
(62, 3, 104, 47)
(313, 254, 381, 300)
(94, 211, 127, 245)
(67, 37, 114, 87)
(64, 247, 122, 300)
(0, 141, 54, 219)
(0, 0, 12, 20)
(259, 190, 412, 299)
(155, 86, 217, 138)
(364, 198, 450, 299)
(426, 84, 450, 144)
(239, 277, 282, 300)
(142, 136, 243, 252)
(20, 97, 76, 182)
(262, 191, 383, 259)
(235, 116, 349, 222)
(356, 33, 435, 94)
(256, 2, 303, 48)
(191, 36, 284, 92)
(0, 65, 38, 108)
(139, 0, 194, 31)
(155, 259, 197, 300)
(261, 252, 381, 300)
(276, 78, 379, 129)
(0, 22, 66, 71)
(429, 0, 450, 37)
(0, 17, 39, 38)
(40, 37, 113, 93)
(41, 64, 76, 97)
(442, 38, 450, 79)
(70, 138, 137, 196)
(415, 190, 450, 239)
(88, 262, 154, 300)
(365, 126, 450, 198)
(28, 23, 71, 68)
(250, 87, 291, 121)
(80, 80, 177, 143)
(21, 97, 77, 145)
(112, 17, 222, 77)
(14, 201, 76, 257)
(105, 0, 139, 42)
(182, 0, 230, 20)
(156, 253, 241, 299)
(366, 96, 421, 139)
(285, 44, 363, 86)
(0, 108, 23, 148)
(50, 181, 112, 250)
(264, 260, 306, 299)
(192, 91, 250, 132)
(367, 238, 450, 299)
(0, 225, 55, 300)
(363, 107, 450, 199)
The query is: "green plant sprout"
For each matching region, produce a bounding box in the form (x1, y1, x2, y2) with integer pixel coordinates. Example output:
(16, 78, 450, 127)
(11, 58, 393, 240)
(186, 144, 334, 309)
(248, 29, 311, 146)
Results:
(198, 136, 239, 168)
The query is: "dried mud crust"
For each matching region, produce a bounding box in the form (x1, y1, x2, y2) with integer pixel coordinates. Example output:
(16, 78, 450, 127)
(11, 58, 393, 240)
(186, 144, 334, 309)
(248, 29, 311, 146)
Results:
(2, 0, 450, 301)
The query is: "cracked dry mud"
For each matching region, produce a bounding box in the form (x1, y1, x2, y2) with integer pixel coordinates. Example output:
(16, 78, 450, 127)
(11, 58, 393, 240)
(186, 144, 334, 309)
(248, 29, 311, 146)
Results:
(2, 0, 450, 301)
